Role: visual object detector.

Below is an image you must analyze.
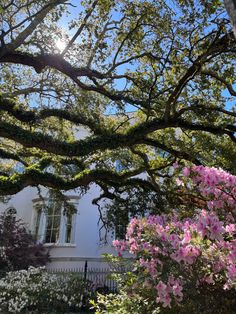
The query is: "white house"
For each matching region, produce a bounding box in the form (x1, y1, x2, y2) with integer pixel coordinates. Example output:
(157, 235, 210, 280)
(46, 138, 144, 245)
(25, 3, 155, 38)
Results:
(0, 126, 120, 271)
(0, 182, 118, 270)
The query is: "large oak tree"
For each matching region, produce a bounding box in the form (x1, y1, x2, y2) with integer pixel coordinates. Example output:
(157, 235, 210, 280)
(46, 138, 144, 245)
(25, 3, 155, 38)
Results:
(0, 0, 235, 225)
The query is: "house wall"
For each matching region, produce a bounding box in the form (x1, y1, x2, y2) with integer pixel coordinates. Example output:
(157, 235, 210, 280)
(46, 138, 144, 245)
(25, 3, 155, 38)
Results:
(0, 183, 117, 270)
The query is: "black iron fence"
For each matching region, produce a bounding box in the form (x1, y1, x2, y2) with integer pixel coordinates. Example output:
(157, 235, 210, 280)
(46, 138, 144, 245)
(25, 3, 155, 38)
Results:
(47, 260, 130, 293)
(0, 260, 132, 292)
(0, 262, 133, 313)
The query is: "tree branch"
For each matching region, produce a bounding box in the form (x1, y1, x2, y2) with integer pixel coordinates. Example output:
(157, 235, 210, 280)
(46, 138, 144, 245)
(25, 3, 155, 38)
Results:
(0, 167, 152, 196)
(201, 69, 236, 96)
(4, 0, 67, 51)
(61, 0, 98, 57)
(0, 95, 106, 135)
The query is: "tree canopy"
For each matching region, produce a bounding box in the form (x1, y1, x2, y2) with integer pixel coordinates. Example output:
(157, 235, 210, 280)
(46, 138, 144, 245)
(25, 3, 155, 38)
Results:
(0, 0, 235, 222)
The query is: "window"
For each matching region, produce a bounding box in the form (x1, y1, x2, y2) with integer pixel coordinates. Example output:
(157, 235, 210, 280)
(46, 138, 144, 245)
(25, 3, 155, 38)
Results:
(14, 162, 25, 173)
(115, 160, 125, 172)
(33, 198, 77, 245)
(5, 207, 17, 216)
(115, 224, 127, 240)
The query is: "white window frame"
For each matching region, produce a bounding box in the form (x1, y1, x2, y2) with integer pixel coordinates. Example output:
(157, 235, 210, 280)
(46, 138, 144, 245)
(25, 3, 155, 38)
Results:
(32, 196, 79, 247)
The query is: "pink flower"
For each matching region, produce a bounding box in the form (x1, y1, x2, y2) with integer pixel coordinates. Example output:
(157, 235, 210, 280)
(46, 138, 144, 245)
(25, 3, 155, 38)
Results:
(112, 239, 127, 252)
(183, 167, 190, 177)
(156, 281, 171, 308)
(227, 264, 236, 281)
(161, 295, 171, 308)
(196, 210, 224, 240)
(172, 282, 183, 299)
(156, 281, 167, 294)
(112, 239, 121, 247)
(203, 275, 214, 284)
(129, 238, 139, 253)
(176, 178, 184, 186)
(182, 230, 191, 244)
(225, 224, 236, 234)
(173, 162, 179, 169)
(169, 233, 180, 249)
(171, 245, 200, 264)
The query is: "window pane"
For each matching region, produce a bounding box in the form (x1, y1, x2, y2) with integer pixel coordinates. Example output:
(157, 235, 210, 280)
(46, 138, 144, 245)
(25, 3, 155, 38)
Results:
(45, 227, 60, 243)
(115, 160, 125, 172)
(45, 210, 61, 243)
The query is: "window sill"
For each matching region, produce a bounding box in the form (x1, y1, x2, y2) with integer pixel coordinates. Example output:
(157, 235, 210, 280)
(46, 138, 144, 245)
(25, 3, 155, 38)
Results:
(43, 243, 76, 248)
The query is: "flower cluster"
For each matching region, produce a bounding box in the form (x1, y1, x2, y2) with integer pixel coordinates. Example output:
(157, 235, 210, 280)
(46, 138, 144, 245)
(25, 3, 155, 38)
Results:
(114, 211, 236, 308)
(0, 266, 94, 313)
(182, 165, 236, 212)
(113, 166, 236, 310)
(155, 277, 183, 308)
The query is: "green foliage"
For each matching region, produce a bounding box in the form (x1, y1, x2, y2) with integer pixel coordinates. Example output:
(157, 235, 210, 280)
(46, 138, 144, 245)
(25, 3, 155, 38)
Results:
(92, 290, 161, 314)
(0, 0, 235, 227)
(92, 254, 160, 313)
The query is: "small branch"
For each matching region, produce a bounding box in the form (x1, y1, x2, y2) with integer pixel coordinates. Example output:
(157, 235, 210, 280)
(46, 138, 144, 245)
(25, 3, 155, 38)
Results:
(201, 69, 236, 96)
(61, 0, 98, 57)
(6, 0, 67, 51)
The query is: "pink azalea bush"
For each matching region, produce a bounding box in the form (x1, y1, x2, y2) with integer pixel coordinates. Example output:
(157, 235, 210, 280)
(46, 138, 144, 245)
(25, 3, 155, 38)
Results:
(180, 165, 236, 212)
(110, 166, 236, 313)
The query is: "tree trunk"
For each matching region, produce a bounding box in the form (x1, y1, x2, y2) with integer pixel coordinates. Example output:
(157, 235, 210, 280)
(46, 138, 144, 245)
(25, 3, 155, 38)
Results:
(224, 0, 236, 37)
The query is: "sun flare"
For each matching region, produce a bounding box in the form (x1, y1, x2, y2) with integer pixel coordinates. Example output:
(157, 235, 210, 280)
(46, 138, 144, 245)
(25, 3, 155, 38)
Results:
(55, 39, 67, 51)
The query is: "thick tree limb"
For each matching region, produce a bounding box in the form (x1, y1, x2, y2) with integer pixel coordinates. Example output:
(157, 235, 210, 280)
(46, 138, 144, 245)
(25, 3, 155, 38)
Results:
(0, 115, 234, 160)
(0, 167, 154, 195)
(0, 148, 27, 165)
(0, 96, 106, 135)
(0, 52, 105, 78)
(0, 51, 148, 107)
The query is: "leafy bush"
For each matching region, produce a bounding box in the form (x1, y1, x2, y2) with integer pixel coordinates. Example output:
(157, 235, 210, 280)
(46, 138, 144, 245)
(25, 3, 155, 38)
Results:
(94, 166, 236, 314)
(0, 212, 49, 273)
(93, 289, 161, 314)
(0, 266, 95, 313)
